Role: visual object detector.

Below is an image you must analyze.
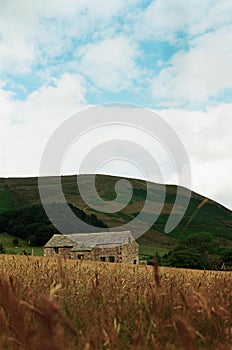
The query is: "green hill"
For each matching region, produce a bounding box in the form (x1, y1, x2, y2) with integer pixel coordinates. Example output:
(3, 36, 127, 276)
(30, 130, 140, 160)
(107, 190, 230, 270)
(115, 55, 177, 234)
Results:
(0, 174, 231, 258)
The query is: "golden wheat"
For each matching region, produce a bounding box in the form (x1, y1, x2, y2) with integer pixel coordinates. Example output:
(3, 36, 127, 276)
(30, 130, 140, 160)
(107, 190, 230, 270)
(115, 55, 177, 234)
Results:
(0, 255, 231, 349)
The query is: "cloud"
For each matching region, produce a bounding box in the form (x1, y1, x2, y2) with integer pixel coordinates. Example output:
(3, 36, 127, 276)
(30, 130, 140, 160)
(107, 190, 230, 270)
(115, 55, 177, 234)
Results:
(159, 104, 232, 209)
(1, 0, 231, 108)
(188, 0, 232, 36)
(0, 86, 15, 126)
(0, 1, 37, 74)
(0, 73, 86, 176)
(136, 0, 232, 41)
(190, 158, 232, 209)
(0, 0, 139, 75)
(151, 27, 232, 107)
(21, 73, 86, 122)
(76, 36, 141, 91)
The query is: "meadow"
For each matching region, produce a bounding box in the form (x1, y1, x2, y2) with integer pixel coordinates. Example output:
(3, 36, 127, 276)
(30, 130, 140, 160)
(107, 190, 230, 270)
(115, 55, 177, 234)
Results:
(0, 255, 231, 349)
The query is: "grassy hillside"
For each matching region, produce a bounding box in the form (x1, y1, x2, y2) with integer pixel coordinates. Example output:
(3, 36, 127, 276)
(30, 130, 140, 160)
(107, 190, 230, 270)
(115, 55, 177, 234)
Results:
(0, 174, 231, 257)
(0, 233, 43, 256)
(0, 183, 15, 213)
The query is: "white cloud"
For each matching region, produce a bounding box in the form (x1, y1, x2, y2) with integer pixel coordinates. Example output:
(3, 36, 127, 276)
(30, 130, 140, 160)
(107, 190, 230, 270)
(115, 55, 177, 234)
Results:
(1, 0, 231, 107)
(188, 0, 232, 36)
(76, 36, 141, 91)
(136, 0, 232, 41)
(39, 0, 139, 20)
(159, 104, 232, 209)
(0, 1, 38, 74)
(0, 73, 86, 176)
(190, 158, 232, 209)
(151, 27, 232, 107)
(0, 87, 15, 126)
(20, 73, 86, 122)
(0, 0, 139, 75)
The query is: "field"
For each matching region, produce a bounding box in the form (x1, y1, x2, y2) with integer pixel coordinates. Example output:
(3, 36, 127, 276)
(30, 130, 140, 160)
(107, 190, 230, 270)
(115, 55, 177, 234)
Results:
(0, 255, 231, 349)
(139, 244, 170, 259)
(0, 233, 43, 256)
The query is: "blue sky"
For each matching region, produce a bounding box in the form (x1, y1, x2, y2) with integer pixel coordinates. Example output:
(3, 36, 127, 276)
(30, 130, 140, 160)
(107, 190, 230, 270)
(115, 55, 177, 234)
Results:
(1, 0, 231, 108)
(0, 0, 232, 209)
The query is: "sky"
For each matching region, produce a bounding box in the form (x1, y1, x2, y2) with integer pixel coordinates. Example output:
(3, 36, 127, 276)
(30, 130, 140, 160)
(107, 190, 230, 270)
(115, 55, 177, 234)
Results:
(0, 0, 232, 210)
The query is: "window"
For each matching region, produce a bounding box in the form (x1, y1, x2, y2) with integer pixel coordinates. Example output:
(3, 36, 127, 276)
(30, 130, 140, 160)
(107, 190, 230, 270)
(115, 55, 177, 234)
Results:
(100, 256, 106, 262)
(109, 256, 115, 263)
(77, 254, 84, 260)
(54, 247, 59, 254)
(133, 259, 137, 264)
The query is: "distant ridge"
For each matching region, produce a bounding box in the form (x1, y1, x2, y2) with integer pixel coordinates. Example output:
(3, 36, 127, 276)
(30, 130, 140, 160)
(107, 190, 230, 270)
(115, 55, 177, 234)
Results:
(0, 174, 231, 249)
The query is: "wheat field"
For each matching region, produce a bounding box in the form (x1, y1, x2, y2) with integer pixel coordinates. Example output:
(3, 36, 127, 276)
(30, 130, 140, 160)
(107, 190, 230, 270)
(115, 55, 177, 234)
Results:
(0, 255, 231, 350)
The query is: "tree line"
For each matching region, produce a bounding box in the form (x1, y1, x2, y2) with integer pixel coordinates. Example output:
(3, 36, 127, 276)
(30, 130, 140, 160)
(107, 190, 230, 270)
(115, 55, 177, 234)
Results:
(152, 232, 232, 270)
(0, 203, 108, 246)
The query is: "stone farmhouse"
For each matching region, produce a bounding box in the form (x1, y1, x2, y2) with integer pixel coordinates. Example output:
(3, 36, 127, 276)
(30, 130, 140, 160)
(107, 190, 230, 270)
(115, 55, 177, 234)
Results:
(43, 231, 139, 264)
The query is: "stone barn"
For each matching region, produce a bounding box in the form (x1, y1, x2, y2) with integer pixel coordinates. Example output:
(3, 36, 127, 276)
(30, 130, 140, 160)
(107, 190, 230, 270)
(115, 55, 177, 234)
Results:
(43, 231, 139, 264)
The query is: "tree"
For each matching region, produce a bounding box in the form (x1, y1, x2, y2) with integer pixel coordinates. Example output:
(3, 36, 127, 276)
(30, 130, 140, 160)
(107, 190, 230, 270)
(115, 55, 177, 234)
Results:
(162, 232, 221, 270)
(27, 235, 37, 247)
(11, 225, 26, 238)
(220, 247, 232, 268)
(35, 225, 58, 246)
(165, 249, 205, 269)
(0, 243, 6, 254)
(0, 203, 108, 245)
(176, 232, 219, 255)
(13, 238, 19, 245)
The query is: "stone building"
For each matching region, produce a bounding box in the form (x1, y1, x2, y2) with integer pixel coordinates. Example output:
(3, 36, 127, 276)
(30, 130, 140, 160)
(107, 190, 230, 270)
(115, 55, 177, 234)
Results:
(43, 231, 139, 264)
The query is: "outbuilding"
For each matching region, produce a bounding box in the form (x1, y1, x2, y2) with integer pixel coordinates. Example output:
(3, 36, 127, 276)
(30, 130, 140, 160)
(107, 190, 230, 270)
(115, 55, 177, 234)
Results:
(43, 231, 139, 264)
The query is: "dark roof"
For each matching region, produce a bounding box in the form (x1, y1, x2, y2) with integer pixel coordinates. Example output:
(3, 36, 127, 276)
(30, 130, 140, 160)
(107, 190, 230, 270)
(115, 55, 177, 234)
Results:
(44, 231, 135, 251)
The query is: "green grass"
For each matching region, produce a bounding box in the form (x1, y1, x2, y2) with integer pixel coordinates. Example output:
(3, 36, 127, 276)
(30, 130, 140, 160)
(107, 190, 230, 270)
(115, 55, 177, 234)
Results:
(139, 244, 170, 259)
(0, 233, 43, 256)
(0, 185, 15, 213)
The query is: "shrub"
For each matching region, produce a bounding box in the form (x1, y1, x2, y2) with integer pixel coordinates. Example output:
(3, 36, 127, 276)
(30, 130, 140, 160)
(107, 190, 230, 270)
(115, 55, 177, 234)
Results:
(162, 233, 221, 269)
(13, 238, 19, 245)
(27, 235, 37, 247)
(0, 243, 6, 254)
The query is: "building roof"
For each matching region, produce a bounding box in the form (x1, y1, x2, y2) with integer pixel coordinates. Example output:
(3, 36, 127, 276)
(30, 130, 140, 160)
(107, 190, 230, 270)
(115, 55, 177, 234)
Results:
(44, 234, 74, 248)
(44, 231, 135, 251)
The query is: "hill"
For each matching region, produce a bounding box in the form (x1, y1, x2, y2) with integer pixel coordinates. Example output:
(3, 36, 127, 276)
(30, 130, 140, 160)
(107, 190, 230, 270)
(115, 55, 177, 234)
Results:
(0, 174, 232, 257)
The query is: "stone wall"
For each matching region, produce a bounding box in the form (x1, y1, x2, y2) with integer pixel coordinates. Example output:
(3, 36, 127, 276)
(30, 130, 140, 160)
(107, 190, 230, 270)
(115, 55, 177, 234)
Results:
(92, 245, 122, 262)
(71, 242, 139, 263)
(43, 247, 72, 258)
(43, 247, 54, 257)
(121, 241, 139, 264)
(70, 251, 92, 260)
(44, 240, 139, 264)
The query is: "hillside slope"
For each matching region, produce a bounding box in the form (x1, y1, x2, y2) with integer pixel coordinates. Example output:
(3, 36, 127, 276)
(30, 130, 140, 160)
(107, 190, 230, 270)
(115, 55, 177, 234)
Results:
(0, 175, 231, 252)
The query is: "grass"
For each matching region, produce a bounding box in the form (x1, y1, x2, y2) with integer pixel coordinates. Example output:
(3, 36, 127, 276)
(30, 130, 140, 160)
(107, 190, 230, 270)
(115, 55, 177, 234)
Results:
(0, 185, 15, 213)
(139, 244, 170, 259)
(0, 255, 231, 349)
(0, 233, 43, 256)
